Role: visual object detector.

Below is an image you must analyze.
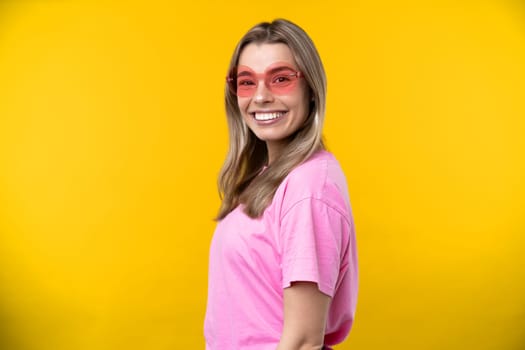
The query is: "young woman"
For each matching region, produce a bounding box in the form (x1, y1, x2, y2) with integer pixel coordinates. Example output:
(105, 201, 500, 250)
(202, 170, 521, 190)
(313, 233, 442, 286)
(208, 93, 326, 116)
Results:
(204, 19, 358, 350)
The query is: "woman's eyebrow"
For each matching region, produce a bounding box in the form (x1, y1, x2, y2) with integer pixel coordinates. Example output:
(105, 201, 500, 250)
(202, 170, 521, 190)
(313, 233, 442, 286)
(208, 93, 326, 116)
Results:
(266, 65, 296, 74)
(237, 70, 253, 77)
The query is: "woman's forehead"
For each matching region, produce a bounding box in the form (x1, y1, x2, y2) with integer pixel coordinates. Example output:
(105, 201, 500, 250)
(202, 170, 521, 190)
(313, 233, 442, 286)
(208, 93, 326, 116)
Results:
(238, 43, 297, 72)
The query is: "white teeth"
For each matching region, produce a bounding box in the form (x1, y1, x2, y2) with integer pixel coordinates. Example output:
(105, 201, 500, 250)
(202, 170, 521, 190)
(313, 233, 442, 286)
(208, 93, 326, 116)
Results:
(254, 112, 285, 121)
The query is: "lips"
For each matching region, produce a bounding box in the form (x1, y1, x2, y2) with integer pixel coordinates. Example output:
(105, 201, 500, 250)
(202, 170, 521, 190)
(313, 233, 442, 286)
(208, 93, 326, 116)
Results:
(251, 111, 288, 121)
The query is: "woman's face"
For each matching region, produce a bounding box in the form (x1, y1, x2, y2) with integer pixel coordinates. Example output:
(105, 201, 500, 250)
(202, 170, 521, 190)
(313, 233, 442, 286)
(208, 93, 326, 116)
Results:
(236, 43, 311, 150)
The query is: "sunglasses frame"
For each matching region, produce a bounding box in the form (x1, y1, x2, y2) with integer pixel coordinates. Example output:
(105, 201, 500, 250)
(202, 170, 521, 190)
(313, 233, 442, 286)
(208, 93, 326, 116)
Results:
(226, 63, 303, 97)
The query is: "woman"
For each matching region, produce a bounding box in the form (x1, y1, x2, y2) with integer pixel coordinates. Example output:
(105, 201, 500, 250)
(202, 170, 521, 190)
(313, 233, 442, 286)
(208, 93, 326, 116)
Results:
(204, 19, 358, 350)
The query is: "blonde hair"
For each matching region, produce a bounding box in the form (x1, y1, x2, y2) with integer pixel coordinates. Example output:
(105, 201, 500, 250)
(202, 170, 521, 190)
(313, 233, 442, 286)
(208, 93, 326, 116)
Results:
(216, 19, 327, 220)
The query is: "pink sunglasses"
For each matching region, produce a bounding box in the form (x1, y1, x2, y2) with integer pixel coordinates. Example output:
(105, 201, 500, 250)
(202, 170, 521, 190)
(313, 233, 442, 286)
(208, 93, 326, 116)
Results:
(226, 63, 303, 97)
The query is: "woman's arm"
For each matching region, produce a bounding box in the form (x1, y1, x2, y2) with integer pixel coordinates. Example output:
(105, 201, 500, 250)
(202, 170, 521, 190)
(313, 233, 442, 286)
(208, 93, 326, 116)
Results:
(276, 281, 331, 350)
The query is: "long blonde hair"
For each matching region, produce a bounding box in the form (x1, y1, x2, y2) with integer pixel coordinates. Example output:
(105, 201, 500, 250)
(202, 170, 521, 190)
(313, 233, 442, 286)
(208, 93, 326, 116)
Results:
(216, 19, 327, 220)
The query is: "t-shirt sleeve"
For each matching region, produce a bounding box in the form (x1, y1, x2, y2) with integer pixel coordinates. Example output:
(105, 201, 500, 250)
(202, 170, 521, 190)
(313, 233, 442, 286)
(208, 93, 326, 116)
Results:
(280, 197, 350, 297)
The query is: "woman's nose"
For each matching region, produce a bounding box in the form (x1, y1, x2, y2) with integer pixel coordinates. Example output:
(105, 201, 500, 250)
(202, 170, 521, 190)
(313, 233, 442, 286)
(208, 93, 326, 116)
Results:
(253, 81, 274, 103)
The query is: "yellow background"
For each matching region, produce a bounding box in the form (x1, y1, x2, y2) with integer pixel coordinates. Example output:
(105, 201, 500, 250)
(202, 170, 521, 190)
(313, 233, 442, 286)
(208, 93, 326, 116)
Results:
(0, 0, 524, 349)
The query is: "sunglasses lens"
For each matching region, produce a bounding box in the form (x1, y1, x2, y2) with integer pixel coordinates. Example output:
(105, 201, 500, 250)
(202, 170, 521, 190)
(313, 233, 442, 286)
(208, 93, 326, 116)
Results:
(236, 74, 257, 97)
(267, 69, 298, 94)
(227, 67, 257, 97)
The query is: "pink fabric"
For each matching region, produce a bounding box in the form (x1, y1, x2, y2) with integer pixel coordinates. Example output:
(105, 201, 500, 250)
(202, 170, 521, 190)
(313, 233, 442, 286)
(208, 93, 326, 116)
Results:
(204, 150, 358, 349)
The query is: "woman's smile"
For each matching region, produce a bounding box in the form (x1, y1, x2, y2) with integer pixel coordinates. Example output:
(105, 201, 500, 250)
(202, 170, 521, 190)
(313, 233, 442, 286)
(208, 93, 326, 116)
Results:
(251, 110, 288, 122)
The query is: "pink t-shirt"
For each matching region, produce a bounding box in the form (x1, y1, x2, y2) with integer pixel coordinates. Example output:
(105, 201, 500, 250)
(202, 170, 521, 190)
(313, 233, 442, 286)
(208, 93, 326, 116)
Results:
(204, 150, 358, 349)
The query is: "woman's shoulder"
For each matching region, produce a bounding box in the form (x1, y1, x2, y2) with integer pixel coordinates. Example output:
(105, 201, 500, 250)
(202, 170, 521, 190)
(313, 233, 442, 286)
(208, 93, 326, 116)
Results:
(287, 150, 346, 188)
(286, 149, 334, 185)
(274, 150, 351, 217)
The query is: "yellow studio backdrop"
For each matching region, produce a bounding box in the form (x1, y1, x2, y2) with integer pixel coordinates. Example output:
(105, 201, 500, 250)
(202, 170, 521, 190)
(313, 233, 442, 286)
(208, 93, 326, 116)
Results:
(0, 0, 524, 349)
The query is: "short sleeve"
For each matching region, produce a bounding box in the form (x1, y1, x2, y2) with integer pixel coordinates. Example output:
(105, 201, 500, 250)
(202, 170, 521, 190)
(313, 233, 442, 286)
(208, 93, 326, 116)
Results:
(280, 197, 350, 297)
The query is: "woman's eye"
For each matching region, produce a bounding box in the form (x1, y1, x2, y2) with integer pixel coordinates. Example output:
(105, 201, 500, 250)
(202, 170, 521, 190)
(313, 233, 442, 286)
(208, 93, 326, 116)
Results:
(272, 74, 293, 84)
(238, 79, 256, 87)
